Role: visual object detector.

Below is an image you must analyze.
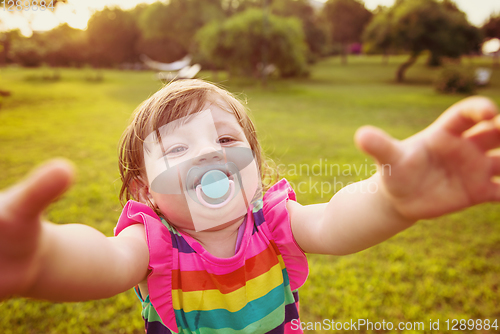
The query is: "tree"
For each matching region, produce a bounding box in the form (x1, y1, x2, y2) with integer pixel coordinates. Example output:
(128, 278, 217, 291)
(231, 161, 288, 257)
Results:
(0, 0, 69, 66)
(134, 2, 189, 63)
(127, 3, 185, 63)
(9, 35, 44, 67)
(87, 8, 140, 67)
(322, 0, 372, 64)
(364, 0, 481, 82)
(41, 24, 87, 67)
(483, 14, 500, 39)
(0, 30, 23, 65)
(138, 0, 226, 60)
(270, 0, 327, 61)
(482, 14, 500, 67)
(362, 6, 394, 64)
(196, 8, 309, 78)
(425, 0, 481, 67)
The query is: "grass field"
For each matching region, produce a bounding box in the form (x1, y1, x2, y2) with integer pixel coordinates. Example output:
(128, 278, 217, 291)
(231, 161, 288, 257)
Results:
(1, 55, 499, 333)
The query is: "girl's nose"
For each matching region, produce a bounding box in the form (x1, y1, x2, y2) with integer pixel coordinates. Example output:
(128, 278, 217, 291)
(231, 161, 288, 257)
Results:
(193, 147, 223, 165)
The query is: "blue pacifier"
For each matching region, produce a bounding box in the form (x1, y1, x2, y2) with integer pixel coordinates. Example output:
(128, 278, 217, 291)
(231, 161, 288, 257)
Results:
(194, 168, 236, 209)
(200, 170, 230, 199)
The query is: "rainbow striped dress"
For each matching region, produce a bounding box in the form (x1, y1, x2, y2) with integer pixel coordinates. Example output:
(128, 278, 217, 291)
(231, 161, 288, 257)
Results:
(114, 179, 309, 333)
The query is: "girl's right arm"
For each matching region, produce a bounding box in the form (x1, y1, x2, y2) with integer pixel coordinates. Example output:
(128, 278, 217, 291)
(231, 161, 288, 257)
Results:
(0, 160, 150, 301)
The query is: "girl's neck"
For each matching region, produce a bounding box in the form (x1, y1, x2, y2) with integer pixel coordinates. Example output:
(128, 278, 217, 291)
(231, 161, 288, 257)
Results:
(178, 215, 246, 258)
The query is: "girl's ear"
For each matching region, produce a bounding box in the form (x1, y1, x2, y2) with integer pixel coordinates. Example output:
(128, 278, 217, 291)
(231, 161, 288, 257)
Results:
(130, 177, 154, 205)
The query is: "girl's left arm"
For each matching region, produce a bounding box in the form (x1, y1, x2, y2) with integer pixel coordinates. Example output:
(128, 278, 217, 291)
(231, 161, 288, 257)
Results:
(288, 96, 500, 255)
(287, 174, 415, 255)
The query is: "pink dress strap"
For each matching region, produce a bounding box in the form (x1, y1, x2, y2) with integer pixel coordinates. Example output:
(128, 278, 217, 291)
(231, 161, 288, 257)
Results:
(262, 178, 309, 290)
(114, 200, 179, 333)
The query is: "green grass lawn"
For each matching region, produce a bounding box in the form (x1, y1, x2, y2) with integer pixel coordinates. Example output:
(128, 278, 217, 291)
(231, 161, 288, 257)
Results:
(1, 55, 499, 333)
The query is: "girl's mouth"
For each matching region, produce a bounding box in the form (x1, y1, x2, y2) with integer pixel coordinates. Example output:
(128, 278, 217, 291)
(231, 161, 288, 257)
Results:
(191, 167, 233, 191)
(185, 162, 241, 208)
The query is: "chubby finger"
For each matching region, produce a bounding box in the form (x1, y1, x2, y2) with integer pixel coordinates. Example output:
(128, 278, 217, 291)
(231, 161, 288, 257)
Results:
(490, 151, 500, 176)
(4, 159, 74, 223)
(434, 96, 498, 135)
(464, 115, 500, 152)
(355, 125, 403, 166)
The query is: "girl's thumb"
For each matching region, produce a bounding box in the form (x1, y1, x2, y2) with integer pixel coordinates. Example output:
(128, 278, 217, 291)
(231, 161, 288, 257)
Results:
(354, 125, 402, 166)
(5, 159, 74, 223)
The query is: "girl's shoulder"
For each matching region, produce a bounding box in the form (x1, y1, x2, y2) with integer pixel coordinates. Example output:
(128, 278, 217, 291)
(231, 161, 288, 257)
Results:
(114, 200, 177, 331)
(260, 178, 308, 290)
(114, 200, 161, 236)
(262, 178, 296, 213)
(260, 178, 296, 233)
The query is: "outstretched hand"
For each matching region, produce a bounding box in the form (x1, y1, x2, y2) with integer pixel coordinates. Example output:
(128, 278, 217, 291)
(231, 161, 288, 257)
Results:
(0, 160, 73, 299)
(355, 96, 500, 221)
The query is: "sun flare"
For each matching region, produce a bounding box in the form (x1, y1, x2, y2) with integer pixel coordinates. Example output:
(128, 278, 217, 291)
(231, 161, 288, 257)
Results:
(0, 0, 157, 36)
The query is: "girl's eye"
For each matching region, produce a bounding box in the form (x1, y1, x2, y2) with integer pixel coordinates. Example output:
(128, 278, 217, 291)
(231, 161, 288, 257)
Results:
(218, 137, 234, 144)
(166, 146, 187, 155)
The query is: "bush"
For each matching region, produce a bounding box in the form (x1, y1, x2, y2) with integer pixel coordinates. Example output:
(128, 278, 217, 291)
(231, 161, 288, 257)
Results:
(196, 9, 309, 78)
(434, 67, 476, 94)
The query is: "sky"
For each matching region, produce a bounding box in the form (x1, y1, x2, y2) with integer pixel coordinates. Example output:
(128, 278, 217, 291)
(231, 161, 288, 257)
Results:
(0, 0, 499, 36)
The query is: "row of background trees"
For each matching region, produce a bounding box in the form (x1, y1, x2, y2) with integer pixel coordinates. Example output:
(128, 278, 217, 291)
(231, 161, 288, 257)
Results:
(1, 0, 499, 81)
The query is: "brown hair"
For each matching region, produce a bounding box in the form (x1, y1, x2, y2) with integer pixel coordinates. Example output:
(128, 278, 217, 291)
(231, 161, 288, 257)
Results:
(118, 79, 274, 213)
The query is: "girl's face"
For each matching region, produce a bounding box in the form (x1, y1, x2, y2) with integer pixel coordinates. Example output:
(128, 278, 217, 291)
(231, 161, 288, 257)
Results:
(142, 105, 260, 232)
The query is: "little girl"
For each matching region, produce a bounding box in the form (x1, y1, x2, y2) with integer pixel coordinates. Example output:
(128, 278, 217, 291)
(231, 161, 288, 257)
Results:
(1, 79, 499, 334)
